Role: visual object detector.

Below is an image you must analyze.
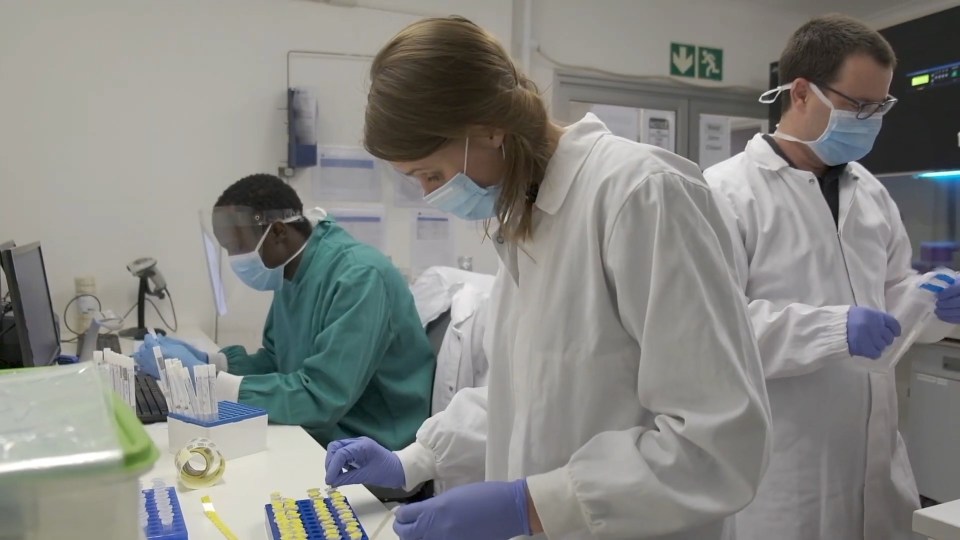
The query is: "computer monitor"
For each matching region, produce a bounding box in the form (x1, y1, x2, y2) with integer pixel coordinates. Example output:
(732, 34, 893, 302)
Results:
(0, 240, 14, 304)
(0, 243, 60, 367)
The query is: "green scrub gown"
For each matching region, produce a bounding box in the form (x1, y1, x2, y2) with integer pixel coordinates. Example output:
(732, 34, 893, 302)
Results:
(221, 220, 435, 450)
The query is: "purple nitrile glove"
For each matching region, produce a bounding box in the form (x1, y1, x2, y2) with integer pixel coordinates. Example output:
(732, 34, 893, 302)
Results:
(324, 436, 405, 489)
(847, 306, 901, 359)
(936, 282, 960, 324)
(393, 479, 531, 540)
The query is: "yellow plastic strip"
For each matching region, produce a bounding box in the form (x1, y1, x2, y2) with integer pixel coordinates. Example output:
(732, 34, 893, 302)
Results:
(201, 495, 239, 540)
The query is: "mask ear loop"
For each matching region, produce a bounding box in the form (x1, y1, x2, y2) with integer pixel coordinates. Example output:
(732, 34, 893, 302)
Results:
(463, 137, 470, 175)
(759, 82, 794, 104)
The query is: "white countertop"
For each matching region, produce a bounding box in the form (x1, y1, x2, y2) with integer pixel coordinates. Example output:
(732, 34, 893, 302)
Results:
(142, 423, 398, 540)
(916, 500, 960, 540)
(124, 326, 397, 539)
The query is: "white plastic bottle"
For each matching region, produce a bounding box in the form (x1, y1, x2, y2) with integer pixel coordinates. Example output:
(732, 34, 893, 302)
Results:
(859, 270, 956, 373)
(74, 276, 97, 332)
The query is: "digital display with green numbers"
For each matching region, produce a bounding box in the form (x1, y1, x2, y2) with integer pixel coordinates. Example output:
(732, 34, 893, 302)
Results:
(906, 60, 960, 92)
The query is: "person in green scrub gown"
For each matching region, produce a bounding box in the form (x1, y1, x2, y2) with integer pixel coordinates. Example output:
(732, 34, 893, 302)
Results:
(139, 173, 435, 451)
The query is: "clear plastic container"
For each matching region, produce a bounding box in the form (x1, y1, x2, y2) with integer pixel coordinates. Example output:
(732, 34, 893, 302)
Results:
(0, 364, 159, 540)
(854, 270, 956, 373)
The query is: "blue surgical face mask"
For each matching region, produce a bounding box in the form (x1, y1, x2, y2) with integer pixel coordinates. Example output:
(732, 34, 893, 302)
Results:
(424, 138, 502, 221)
(774, 83, 883, 166)
(228, 221, 308, 292)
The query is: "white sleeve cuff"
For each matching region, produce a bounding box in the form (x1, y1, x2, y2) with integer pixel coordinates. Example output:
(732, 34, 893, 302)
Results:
(395, 441, 438, 492)
(215, 371, 243, 403)
(209, 351, 229, 373)
(526, 466, 590, 537)
(824, 306, 853, 361)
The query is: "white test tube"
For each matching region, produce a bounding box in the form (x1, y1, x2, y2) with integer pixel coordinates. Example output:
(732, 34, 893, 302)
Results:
(138, 491, 148, 527)
(193, 365, 207, 421)
(167, 360, 185, 414)
(169, 364, 182, 415)
(152, 346, 169, 397)
(183, 365, 200, 418)
(204, 365, 215, 420)
(210, 365, 219, 419)
(125, 356, 136, 409)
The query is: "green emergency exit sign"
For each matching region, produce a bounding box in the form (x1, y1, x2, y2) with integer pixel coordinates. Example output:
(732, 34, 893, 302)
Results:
(670, 43, 696, 77)
(670, 43, 724, 81)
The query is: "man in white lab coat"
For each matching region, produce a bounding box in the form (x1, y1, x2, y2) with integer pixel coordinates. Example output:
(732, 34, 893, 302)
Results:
(705, 14, 960, 540)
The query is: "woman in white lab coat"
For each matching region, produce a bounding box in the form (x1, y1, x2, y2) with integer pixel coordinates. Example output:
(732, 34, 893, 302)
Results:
(324, 16, 771, 540)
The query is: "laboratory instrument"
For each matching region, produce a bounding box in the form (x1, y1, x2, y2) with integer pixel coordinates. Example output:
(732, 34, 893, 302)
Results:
(119, 256, 169, 340)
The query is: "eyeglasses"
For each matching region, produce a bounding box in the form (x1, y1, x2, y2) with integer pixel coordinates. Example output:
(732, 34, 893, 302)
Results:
(814, 82, 898, 120)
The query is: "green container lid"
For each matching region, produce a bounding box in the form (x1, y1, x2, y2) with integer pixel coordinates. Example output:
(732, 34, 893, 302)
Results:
(110, 392, 160, 473)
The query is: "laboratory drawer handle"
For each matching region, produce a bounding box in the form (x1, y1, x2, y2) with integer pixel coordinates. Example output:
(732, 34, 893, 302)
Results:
(942, 356, 960, 372)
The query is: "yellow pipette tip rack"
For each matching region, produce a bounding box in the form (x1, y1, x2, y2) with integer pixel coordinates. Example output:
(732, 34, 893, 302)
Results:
(265, 489, 369, 540)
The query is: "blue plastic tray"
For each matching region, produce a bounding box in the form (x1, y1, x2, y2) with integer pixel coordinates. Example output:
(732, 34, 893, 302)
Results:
(142, 487, 188, 540)
(265, 493, 369, 540)
(167, 400, 266, 427)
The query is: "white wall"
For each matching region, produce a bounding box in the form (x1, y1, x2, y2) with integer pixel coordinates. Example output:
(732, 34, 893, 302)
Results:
(525, 0, 811, 111)
(0, 0, 510, 349)
(1, 0, 950, 352)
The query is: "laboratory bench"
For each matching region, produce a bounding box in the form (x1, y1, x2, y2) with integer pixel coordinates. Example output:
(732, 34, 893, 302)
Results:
(143, 422, 398, 540)
(108, 327, 398, 539)
(904, 339, 960, 539)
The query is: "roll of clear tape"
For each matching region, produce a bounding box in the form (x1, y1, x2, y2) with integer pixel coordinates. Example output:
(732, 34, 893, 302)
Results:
(175, 437, 226, 489)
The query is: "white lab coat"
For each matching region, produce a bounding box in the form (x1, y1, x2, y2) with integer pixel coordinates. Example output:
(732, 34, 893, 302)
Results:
(396, 114, 771, 539)
(410, 267, 496, 328)
(704, 134, 949, 540)
(431, 282, 491, 414)
(409, 267, 494, 414)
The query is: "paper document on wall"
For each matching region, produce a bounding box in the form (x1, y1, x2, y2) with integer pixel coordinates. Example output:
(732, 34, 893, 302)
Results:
(312, 146, 382, 202)
(589, 104, 639, 141)
(198, 215, 228, 316)
(328, 206, 387, 253)
(699, 114, 732, 169)
(640, 109, 676, 152)
(411, 210, 455, 276)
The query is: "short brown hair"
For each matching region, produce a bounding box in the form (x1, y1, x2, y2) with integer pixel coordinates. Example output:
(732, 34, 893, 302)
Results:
(365, 16, 550, 241)
(779, 14, 896, 112)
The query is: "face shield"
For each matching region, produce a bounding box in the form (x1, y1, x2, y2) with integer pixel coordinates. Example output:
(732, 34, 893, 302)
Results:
(198, 206, 328, 299)
(203, 206, 307, 257)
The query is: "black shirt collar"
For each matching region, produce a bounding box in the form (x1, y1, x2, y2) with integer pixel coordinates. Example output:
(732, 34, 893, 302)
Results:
(762, 133, 846, 182)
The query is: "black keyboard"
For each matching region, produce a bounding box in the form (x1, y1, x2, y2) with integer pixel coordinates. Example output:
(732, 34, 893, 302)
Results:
(135, 373, 168, 424)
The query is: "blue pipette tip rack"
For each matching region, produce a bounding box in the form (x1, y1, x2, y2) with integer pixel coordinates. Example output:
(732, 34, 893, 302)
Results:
(167, 400, 266, 427)
(265, 491, 369, 540)
(142, 487, 188, 540)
